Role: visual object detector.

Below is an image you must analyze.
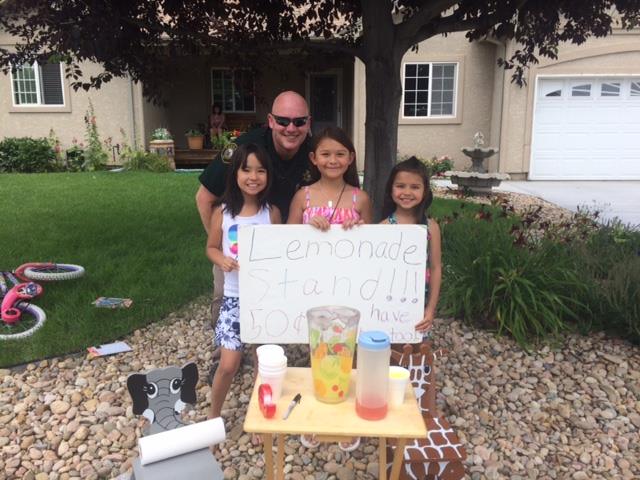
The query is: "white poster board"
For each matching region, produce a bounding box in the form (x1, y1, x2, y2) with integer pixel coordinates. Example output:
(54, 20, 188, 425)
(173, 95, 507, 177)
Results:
(238, 225, 426, 344)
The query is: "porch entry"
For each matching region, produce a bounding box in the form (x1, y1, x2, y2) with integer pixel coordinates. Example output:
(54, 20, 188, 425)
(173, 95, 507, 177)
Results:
(307, 69, 343, 134)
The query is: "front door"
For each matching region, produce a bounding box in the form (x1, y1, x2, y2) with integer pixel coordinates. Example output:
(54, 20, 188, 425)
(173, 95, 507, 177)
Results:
(307, 69, 343, 134)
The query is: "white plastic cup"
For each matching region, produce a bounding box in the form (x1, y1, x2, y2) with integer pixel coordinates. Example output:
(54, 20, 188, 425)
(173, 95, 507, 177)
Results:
(256, 344, 285, 361)
(388, 366, 410, 408)
(257, 344, 287, 400)
(259, 362, 287, 402)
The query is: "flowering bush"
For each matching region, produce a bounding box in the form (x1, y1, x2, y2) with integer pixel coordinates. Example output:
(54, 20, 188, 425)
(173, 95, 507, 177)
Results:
(83, 101, 108, 170)
(151, 127, 172, 141)
(211, 130, 242, 150)
(422, 155, 454, 176)
(47, 129, 66, 170)
(399, 154, 454, 176)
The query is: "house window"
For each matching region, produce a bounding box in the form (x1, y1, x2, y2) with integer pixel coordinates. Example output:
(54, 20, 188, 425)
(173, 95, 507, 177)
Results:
(630, 81, 640, 97)
(571, 84, 591, 97)
(211, 69, 255, 113)
(12, 62, 64, 106)
(403, 62, 457, 117)
(600, 82, 620, 97)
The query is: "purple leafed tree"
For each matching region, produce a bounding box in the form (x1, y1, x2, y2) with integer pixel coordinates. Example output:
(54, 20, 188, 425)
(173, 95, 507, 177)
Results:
(1, 1, 639, 212)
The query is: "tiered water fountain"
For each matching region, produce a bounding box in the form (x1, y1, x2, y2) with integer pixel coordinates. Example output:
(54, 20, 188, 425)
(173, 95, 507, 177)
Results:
(446, 132, 509, 194)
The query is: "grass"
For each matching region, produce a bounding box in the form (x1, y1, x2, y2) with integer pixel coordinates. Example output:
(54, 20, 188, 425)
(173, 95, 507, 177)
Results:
(0, 172, 487, 367)
(0, 171, 210, 367)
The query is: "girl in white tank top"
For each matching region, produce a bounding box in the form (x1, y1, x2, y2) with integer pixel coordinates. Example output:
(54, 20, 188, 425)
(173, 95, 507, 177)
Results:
(206, 144, 282, 423)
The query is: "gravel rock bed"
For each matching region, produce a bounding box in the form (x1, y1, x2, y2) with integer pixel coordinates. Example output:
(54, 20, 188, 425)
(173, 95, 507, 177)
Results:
(433, 186, 574, 225)
(1, 192, 638, 480)
(2, 304, 638, 480)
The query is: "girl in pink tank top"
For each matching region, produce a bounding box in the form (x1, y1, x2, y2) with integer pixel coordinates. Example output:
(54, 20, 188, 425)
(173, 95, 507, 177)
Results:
(288, 126, 372, 229)
(288, 126, 371, 453)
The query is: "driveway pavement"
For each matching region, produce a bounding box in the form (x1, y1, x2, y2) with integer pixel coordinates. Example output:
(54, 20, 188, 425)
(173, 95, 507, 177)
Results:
(495, 181, 640, 228)
(434, 179, 640, 228)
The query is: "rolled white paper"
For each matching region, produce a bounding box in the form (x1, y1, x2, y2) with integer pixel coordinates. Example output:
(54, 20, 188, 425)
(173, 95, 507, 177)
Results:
(138, 417, 226, 465)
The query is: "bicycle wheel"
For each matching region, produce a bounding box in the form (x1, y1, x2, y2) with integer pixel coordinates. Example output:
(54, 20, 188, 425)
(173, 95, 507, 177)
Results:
(0, 303, 46, 340)
(22, 264, 85, 281)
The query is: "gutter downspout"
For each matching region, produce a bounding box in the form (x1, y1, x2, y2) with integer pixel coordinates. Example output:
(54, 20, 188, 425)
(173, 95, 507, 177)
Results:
(482, 35, 507, 173)
(129, 76, 138, 149)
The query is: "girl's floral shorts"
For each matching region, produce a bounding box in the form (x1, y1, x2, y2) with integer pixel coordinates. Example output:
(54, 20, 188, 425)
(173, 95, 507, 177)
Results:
(214, 296, 243, 351)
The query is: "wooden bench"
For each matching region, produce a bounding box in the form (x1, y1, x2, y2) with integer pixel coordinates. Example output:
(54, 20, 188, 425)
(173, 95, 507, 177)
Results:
(386, 342, 467, 480)
(174, 149, 219, 168)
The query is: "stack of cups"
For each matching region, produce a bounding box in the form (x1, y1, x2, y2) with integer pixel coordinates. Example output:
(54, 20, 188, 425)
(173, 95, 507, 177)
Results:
(388, 366, 411, 408)
(256, 345, 287, 402)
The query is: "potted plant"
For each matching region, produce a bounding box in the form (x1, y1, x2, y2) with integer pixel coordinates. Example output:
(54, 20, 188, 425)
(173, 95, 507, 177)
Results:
(149, 127, 175, 170)
(186, 128, 205, 150)
(151, 127, 173, 141)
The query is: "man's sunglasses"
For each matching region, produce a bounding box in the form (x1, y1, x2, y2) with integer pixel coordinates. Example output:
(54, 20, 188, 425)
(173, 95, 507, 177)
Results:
(271, 114, 310, 127)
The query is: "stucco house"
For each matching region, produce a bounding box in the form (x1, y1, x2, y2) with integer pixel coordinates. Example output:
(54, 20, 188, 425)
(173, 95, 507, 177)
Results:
(1, 26, 639, 179)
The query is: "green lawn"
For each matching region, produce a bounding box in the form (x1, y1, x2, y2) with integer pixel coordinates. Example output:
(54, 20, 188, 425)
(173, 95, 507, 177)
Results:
(0, 172, 211, 367)
(0, 172, 485, 367)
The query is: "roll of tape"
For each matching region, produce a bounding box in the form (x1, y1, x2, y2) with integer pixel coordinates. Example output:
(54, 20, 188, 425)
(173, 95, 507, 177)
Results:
(258, 384, 276, 418)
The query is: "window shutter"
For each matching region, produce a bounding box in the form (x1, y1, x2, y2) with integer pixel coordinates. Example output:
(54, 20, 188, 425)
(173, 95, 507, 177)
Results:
(40, 63, 64, 105)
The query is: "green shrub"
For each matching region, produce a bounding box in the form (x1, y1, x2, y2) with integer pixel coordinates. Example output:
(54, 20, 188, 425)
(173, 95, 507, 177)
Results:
(83, 101, 108, 170)
(570, 219, 640, 341)
(65, 145, 86, 171)
(422, 155, 454, 176)
(0, 137, 57, 172)
(604, 257, 640, 340)
(490, 242, 588, 344)
(210, 131, 234, 150)
(440, 215, 589, 348)
(122, 149, 171, 172)
(398, 154, 454, 177)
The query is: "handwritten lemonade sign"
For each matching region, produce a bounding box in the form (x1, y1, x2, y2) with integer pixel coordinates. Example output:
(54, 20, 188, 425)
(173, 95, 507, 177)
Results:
(238, 225, 426, 343)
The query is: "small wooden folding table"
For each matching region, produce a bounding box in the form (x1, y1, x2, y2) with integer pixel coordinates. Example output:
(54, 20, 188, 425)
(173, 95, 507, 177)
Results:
(244, 367, 426, 480)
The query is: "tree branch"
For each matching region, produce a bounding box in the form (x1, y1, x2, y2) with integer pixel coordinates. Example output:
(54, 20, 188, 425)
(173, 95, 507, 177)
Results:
(269, 38, 362, 59)
(412, 0, 529, 42)
(397, 0, 460, 43)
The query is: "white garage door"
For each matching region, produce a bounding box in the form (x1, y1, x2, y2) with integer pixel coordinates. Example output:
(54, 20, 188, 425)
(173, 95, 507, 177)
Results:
(530, 77, 640, 180)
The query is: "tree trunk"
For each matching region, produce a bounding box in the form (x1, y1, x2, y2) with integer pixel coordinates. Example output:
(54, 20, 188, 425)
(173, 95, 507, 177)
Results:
(362, 56, 403, 220)
(360, 4, 404, 220)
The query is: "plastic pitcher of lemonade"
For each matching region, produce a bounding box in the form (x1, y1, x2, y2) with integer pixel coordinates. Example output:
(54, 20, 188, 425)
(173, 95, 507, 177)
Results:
(307, 306, 359, 403)
(355, 330, 391, 420)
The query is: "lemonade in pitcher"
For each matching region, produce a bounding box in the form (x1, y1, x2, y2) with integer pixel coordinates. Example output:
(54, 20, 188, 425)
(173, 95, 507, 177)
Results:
(307, 306, 359, 403)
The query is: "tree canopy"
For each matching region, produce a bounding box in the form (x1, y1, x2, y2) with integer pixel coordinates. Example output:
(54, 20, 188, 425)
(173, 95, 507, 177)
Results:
(2, 1, 639, 212)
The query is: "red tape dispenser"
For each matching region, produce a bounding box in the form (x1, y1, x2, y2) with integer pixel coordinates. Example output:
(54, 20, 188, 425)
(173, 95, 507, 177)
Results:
(258, 384, 276, 418)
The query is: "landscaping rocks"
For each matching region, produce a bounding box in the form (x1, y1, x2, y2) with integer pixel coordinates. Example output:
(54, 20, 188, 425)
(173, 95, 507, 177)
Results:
(1, 304, 638, 480)
(0, 193, 638, 479)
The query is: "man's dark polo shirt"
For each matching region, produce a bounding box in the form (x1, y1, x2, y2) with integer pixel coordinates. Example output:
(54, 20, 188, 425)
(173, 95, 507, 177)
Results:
(198, 127, 310, 220)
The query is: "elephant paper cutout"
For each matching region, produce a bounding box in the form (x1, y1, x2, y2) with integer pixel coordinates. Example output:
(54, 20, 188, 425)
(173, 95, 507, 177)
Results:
(127, 362, 198, 435)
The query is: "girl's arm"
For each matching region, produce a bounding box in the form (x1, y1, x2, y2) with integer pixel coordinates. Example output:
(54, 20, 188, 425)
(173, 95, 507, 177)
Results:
(206, 207, 238, 272)
(416, 218, 442, 333)
(270, 205, 282, 225)
(287, 189, 305, 224)
(342, 189, 373, 229)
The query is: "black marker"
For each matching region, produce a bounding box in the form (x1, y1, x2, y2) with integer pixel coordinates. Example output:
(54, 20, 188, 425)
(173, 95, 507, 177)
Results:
(282, 393, 302, 420)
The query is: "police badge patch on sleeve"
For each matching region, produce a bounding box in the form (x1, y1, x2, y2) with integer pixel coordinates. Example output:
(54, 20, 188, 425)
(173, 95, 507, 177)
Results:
(222, 143, 238, 164)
